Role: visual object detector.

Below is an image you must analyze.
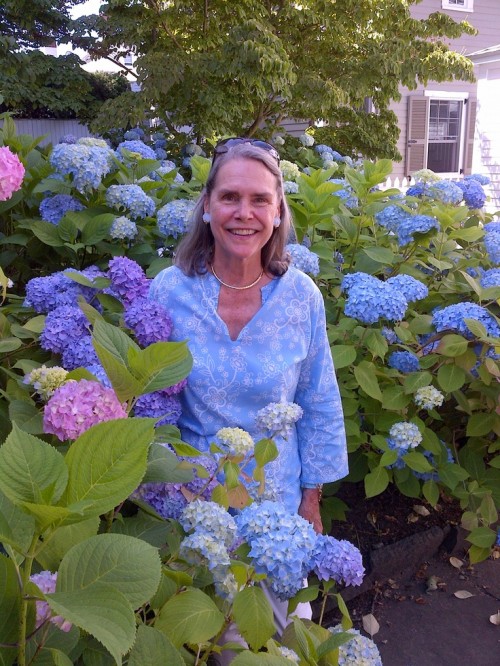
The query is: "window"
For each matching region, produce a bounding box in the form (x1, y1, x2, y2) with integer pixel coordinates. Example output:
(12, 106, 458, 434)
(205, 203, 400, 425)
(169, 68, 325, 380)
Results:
(442, 0, 474, 11)
(406, 94, 476, 178)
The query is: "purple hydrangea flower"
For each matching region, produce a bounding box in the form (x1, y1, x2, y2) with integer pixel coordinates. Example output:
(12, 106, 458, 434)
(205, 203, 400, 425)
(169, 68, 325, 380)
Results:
(40, 194, 85, 225)
(388, 351, 420, 373)
(106, 256, 150, 305)
(40, 305, 91, 354)
(124, 297, 173, 346)
(160, 378, 188, 397)
(311, 534, 364, 586)
(61, 335, 99, 370)
(30, 571, 72, 632)
(133, 392, 182, 426)
(132, 482, 187, 520)
(43, 379, 127, 441)
(24, 268, 102, 313)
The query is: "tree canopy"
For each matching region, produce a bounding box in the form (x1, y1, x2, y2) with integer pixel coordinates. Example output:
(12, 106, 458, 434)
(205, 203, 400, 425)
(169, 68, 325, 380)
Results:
(70, 0, 476, 158)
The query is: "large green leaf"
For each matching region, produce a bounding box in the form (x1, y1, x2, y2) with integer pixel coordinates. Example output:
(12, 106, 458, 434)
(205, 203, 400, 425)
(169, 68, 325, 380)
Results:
(155, 588, 225, 647)
(435, 334, 469, 357)
(128, 625, 184, 666)
(232, 587, 275, 651)
(231, 655, 293, 665)
(142, 442, 193, 484)
(127, 341, 193, 395)
(81, 214, 115, 246)
(57, 533, 161, 609)
(30, 221, 65, 247)
(437, 364, 466, 392)
(331, 345, 357, 369)
(0, 424, 68, 506)
(364, 466, 389, 498)
(0, 554, 21, 666)
(62, 418, 154, 518)
(36, 517, 100, 571)
(8, 400, 44, 434)
(110, 512, 170, 548)
(353, 362, 382, 402)
(0, 490, 35, 556)
(254, 439, 278, 467)
(92, 321, 142, 402)
(47, 584, 135, 666)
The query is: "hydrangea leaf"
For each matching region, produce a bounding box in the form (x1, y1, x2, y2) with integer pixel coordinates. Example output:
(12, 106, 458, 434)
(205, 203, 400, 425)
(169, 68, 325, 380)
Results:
(57, 533, 161, 609)
(81, 214, 115, 246)
(155, 588, 225, 648)
(381, 387, 412, 411)
(128, 625, 184, 666)
(62, 417, 154, 517)
(46, 583, 135, 665)
(8, 399, 44, 434)
(232, 587, 275, 651)
(231, 654, 293, 665)
(254, 438, 278, 467)
(30, 221, 66, 247)
(330, 345, 357, 370)
(0, 424, 68, 506)
(437, 364, 466, 392)
(435, 334, 469, 357)
(0, 490, 35, 558)
(402, 451, 434, 473)
(20, 503, 71, 532)
(437, 463, 470, 491)
(466, 526, 497, 549)
(0, 553, 21, 665)
(127, 341, 193, 395)
(364, 466, 389, 498)
(353, 362, 382, 402)
(422, 480, 440, 506)
(403, 371, 434, 394)
(110, 512, 169, 549)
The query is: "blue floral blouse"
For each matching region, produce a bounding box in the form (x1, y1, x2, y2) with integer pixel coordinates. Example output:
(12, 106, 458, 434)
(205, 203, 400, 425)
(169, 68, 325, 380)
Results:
(149, 265, 348, 513)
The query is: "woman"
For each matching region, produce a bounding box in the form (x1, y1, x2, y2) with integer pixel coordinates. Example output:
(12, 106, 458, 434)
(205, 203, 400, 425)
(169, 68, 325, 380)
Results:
(149, 138, 348, 533)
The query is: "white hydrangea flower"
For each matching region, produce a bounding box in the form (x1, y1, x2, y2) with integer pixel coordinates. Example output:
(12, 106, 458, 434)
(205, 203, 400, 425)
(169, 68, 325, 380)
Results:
(279, 160, 301, 182)
(255, 401, 303, 439)
(217, 427, 254, 456)
(24, 365, 68, 400)
(414, 386, 444, 410)
(299, 133, 314, 147)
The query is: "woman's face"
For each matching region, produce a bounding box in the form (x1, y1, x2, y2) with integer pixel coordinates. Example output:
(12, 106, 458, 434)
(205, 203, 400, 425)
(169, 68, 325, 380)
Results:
(204, 157, 281, 266)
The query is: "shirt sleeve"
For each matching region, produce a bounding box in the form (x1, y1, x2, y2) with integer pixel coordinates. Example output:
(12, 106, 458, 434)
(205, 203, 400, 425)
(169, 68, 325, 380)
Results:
(294, 285, 348, 487)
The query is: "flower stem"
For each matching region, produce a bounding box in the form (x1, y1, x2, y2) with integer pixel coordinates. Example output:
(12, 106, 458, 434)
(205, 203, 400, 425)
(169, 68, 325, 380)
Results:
(18, 534, 40, 666)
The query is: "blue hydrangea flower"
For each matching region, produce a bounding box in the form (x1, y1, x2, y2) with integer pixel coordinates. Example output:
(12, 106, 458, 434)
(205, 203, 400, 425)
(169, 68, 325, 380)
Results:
(50, 144, 114, 192)
(133, 392, 182, 426)
(157, 199, 196, 238)
(124, 297, 172, 346)
(299, 133, 314, 147)
(116, 140, 156, 160)
(85, 363, 112, 388)
(329, 179, 358, 208)
(124, 127, 145, 140)
(397, 214, 440, 246)
(180, 532, 231, 570)
(180, 500, 237, 547)
(375, 205, 411, 232)
(284, 180, 299, 194)
(484, 231, 500, 265)
(109, 216, 138, 241)
(333, 250, 344, 269)
(480, 268, 500, 289)
(311, 535, 364, 586)
(154, 147, 167, 160)
(428, 180, 464, 205)
(106, 256, 150, 304)
(406, 182, 426, 197)
(412, 447, 454, 482)
(387, 422, 422, 453)
(454, 179, 486, 209)
(484, 221, 500, 234)
(61, 335, 99, 370)
(329, 625, 383, 666)
(464, 173, 490, 186)
(386, 274, 428, 302)
(58, 134, 78, 144)
(132, 482, 187, 520)
(106, 184, 156, 220)
(388, 351, 420, 373)
(285, 243, 320, 276)
(40, 194, 85, 225)
(432, 302, 500, 339)
(342, 273, 409, 324)
(381, 327, 399, 344)
(40, 305, 91, 354)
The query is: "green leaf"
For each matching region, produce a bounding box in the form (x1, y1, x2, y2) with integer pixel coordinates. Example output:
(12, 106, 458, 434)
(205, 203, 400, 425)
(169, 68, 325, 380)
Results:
(128, 625, 184, 666)
(466, 413, 496, 437)
(466, 526, 496, 549)
(331, 345, 357, 369)
(0, 424, 68, 506)
(143, 442, 193, 484)
(468, 544, 491, 564)
(403, 372, 434, 394)
(92, 321, 142, 402)
(381, 386, 411, 410)
(463, 318, 488, 339)
(364, 466, 389, 497)
(232, 587, 275, 651)
(188, 156, 211, 185)
(62, 418, 154, 518)
(58, 216, 78, 243)
(254, 438, 278, 467)
(0, 553, 21, 665)
(0, 338, 21, 353)
(0, 490, 35, 557)
(36, 517, 100, 571)
(8, 400, 44, 434)
(380, 449, 398, 467)
(110, 512, 169, 548)
(438, 463, 470, 490)
(437, 364, 466, 392)
(155, 588, 225, 648)
(231, 654, 292, 665)
(57, 533, 161, 609)
(81, 214, 115, 246)
(47, 583, 136, 665)
(362, 246, 395, 264)
(128, 341, 193, 395)
(422, 480, 440, 506)
(30, 221, 65, 247)
(435, 334, 469, 357)
(354, 361, 382, 402)
(403, 451, 434, 473)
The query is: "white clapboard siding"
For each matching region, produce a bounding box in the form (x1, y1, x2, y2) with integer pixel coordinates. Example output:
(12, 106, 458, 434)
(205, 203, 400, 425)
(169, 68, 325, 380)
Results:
(0, 118, 93, 146)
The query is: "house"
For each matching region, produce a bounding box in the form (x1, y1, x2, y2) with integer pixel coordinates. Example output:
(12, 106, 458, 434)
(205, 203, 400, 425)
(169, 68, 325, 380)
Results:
(390, 0, 500, 209)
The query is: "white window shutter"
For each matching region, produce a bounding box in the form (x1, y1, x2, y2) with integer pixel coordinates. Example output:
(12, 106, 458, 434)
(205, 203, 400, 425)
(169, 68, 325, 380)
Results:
(405, 96, 429, 177)
(463, 98, 477, 176)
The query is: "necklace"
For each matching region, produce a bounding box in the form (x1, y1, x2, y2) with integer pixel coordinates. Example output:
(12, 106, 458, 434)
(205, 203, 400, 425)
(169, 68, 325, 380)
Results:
(210, 264, 264, 290)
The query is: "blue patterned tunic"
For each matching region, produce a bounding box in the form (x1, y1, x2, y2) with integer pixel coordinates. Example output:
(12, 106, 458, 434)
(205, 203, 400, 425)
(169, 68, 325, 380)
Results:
(149, 265, 348, 513)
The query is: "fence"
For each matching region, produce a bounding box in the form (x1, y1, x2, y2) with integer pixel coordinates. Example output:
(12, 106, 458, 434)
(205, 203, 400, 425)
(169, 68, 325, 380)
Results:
(0, 119, 93, 146)
(379, 175, 412, 192)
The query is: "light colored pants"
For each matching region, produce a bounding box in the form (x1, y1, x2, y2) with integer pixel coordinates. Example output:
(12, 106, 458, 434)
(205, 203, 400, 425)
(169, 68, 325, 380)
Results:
(215, 582, 312, 665)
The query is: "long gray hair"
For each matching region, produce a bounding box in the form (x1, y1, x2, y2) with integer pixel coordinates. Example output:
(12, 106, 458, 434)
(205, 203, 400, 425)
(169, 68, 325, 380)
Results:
(174, 143, 292, 276)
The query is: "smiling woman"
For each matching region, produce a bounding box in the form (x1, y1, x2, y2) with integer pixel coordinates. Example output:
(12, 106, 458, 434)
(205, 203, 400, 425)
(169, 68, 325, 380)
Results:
(148, 139, 348, 663)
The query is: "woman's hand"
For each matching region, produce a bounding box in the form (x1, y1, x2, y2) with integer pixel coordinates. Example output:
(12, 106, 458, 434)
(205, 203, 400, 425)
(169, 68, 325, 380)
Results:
(298, 487, 323, 534)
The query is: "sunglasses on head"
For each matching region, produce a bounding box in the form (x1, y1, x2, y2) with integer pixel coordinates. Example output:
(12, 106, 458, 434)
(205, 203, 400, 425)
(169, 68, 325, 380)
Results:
(213, 137, 280, 163)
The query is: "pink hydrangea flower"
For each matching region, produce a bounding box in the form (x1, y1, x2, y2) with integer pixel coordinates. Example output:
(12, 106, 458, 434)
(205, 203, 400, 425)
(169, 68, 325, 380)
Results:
(43, 379, 127, 441)
(30, 571, 72, 632)
(0, 146, 25, 201)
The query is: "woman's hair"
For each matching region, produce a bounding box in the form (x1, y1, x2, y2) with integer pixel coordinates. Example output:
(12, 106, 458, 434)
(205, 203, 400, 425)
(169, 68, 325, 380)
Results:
(174, 143, 292, 276)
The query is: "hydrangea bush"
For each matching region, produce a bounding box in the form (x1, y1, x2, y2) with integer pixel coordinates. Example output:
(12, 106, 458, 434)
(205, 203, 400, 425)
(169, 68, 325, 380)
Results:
(2, 120, 499, 663)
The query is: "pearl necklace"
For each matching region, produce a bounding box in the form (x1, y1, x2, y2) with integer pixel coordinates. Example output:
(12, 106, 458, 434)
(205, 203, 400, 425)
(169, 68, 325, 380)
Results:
(210, 264, 264, 290)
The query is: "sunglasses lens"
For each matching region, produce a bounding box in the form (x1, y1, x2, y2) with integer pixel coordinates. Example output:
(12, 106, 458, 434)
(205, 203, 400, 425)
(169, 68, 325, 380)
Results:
(213, 138, 280, 162)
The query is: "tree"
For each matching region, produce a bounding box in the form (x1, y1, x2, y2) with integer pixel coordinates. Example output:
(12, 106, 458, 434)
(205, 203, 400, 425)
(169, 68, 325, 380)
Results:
(70, 0, 476, 158)
(0, 1, 127, 121)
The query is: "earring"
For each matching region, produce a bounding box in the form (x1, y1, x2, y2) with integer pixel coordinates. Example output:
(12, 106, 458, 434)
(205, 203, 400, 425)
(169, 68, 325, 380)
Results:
(202, 212, 211, 224)
(273, 217, 281, 228)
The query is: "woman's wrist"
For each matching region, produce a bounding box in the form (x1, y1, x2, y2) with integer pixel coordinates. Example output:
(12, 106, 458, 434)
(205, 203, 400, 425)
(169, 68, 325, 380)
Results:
(301, 484, 323, 502)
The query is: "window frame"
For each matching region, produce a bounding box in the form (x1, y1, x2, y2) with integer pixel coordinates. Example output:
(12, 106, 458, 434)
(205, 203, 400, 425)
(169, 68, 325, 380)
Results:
(441, 0, 474, 12)
(424, 91, 469, 178)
